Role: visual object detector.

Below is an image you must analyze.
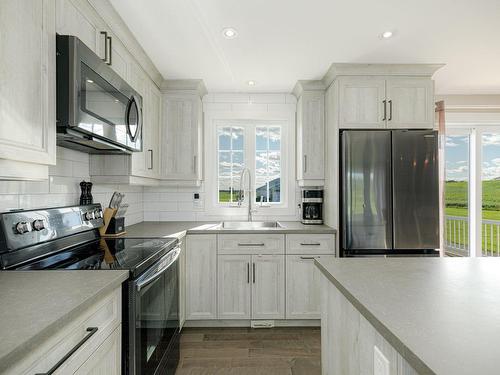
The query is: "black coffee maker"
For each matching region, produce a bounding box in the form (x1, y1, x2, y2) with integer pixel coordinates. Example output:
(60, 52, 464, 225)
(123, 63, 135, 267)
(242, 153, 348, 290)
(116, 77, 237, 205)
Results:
(301, 188, 323, 225)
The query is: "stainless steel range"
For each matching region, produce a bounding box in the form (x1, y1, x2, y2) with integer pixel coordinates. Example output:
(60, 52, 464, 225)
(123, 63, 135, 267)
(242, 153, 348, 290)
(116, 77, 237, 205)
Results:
(0, 204, 180, 375)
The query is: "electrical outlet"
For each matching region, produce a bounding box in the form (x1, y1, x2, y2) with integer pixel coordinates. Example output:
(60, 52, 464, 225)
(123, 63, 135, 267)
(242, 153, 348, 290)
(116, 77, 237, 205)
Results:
(374, 346, 390, 375)
(193, 193, 203, 209)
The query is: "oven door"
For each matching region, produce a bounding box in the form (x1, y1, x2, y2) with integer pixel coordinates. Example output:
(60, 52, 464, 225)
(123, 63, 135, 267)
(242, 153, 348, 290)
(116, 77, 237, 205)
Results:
(129, 248, 180, 375)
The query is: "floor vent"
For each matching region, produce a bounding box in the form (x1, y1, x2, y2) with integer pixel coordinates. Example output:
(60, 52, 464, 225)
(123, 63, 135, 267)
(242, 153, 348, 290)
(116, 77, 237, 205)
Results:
(251, 320, 274, 329)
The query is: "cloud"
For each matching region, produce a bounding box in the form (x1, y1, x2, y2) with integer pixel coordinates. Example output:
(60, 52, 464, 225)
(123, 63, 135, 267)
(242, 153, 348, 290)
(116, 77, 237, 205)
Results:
(483, 134, 500, 146)
(482, 157, 500, 180)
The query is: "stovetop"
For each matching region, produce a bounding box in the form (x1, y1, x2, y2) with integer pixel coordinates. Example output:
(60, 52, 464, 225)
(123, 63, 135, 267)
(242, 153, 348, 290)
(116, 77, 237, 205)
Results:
(14, 237, 178, 277)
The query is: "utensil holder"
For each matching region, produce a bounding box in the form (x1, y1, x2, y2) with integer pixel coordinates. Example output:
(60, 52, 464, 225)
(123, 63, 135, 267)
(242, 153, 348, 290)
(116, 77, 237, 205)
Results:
(99, 208, 126, 237)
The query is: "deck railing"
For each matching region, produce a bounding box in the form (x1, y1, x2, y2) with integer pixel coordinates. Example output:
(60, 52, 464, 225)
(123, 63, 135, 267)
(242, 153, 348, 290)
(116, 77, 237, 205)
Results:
(445, 215, 500, 256)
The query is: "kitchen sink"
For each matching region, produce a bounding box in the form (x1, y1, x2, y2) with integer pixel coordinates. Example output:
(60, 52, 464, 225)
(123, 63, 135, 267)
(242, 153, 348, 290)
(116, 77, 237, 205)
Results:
(220, 221, 283, 229)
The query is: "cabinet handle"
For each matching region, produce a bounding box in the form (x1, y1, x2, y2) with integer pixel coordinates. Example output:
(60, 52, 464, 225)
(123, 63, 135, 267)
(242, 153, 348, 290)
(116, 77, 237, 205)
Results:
(300, 242, 321, 246)
(247, 262, 250, 283)
(300, 256, 318, 260)
(238, 243, 265, 247)
(252, 263, 255, 283)
(148, 149, 153, 170)
(382, 100, 387, 121)
(100, 31, 108, 62)
(388, 100, 392, 121)
(106, 35, 112, 65)
(303, 155, 307, 173)
(35, 327, 98, 375)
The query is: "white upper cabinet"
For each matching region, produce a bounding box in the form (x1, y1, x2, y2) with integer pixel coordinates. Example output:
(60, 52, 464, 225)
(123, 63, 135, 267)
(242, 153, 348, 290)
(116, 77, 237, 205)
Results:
(338, 77, 386, 129)
(385, 78, 435, 129)
(294, 81, 325, 186)
(0, 0, 56, 180)
(161, 80, 206, 184)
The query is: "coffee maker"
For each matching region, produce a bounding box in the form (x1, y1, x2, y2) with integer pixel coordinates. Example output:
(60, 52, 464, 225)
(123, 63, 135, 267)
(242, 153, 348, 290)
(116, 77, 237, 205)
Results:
(301, 188, 323, 225)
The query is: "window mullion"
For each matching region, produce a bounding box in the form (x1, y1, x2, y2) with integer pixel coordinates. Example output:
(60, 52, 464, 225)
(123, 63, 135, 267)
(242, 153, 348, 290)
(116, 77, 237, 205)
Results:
(247, 124, 256, 206)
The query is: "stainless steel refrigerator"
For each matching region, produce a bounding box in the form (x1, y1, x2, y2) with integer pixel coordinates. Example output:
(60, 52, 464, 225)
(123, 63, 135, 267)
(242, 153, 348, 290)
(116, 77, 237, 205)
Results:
(340, 130, 440, 257)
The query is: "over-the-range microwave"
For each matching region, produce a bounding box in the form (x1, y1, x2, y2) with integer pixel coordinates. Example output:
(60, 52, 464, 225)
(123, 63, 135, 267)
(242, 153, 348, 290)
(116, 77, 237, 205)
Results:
(56, 35, 142, 154)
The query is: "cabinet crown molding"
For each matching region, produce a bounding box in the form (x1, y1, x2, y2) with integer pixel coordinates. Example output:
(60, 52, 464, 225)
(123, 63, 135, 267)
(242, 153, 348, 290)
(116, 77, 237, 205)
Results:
(292, 80, 326, 98)
(322, 63, 445, 88)
(161, 79, 208, 97)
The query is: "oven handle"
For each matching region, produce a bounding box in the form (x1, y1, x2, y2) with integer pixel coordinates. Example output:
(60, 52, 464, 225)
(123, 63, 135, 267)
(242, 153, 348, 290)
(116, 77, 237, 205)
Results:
(136, 247, 180, 292)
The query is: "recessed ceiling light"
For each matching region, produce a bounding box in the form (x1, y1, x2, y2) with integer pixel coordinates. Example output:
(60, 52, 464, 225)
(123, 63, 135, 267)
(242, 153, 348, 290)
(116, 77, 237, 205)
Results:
(222, 27, 238, 39)
(247, 80, 256, 86)
(381, 31, 393, 39)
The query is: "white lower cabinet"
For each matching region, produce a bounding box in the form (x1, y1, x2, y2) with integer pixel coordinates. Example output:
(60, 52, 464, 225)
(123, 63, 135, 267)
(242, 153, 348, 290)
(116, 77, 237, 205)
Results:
(218, 255, 252, 319)
(286, 255, 322, 319)
(179, 236, 187, 329)
(186, 234, 217, 320)
(252, 255, 285, 319)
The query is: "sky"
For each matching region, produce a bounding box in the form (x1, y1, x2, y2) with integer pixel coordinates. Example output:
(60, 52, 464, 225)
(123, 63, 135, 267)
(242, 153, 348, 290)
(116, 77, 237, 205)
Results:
(445, 133, 500, 181)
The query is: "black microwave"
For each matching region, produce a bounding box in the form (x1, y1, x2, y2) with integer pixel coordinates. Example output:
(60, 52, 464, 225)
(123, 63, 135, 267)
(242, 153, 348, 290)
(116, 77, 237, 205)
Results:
(56, 35, 142, 154)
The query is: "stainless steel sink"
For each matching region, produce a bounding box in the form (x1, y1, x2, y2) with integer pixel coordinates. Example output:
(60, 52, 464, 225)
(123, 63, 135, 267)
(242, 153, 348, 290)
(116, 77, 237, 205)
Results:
(221, 221, 282, 229)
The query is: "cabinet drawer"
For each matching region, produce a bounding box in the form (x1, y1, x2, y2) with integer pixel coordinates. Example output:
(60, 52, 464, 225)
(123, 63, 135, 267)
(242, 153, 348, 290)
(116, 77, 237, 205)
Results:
(286, 234, 335, 255)
(218, 234, 285, 255)
(16, 288, 121, 375)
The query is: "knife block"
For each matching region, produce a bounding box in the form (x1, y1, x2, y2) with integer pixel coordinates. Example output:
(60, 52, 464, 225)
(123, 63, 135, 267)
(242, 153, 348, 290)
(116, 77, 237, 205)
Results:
(99, 208, 126, 237)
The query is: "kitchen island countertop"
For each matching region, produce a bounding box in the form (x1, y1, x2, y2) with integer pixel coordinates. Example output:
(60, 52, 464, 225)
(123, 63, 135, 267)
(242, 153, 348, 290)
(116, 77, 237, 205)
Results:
(315, 257, 500, 375)
(0, 270, 129, 371)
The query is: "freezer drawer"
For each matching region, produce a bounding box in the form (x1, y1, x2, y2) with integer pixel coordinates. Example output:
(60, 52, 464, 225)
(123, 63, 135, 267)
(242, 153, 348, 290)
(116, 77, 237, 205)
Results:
(392, 130, 439, 249)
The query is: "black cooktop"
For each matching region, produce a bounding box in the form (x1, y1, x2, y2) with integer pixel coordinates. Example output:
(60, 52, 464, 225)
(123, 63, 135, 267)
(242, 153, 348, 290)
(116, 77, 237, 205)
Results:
(15, 237, 178, 277)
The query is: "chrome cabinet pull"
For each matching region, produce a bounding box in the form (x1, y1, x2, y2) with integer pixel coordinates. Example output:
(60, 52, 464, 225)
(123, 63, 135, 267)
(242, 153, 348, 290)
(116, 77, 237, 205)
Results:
(100, 31, 108, 62)
(238, 243, 265, 247)
(300, 256, 318, 260)
(382, 100, 387, 121)
(247, 262, 250, 283)
(35, 327, 98, 375)
(252, 263, 255, 283)
(193, 155, 197, 173)
(303, 155, 307, 173)
(148, 149, 153, 170)
(388, 100, 393, 121)
(300, 242, 321, 246)
(106, 35, 112, 65)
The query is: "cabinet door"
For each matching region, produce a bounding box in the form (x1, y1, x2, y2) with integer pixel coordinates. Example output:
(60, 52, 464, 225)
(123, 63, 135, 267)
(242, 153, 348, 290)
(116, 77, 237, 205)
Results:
(218, 255, 251, 319)
(73, 326, 121, 375)
(0, 0, 56, 170)
(179, 238, 186, 330)
(386, 78, 434, 129)
(162, 96, 202, 181)
(146, 84, 161, 178)
(297, 92, 325, 181)
(128, 63, 148, 177)
(186, 235, 217, 320)
(286, 255, 322, 319)
(338, 77, 386, 129)
(108, 32, 129, 80)
(251, 255, 285, 319)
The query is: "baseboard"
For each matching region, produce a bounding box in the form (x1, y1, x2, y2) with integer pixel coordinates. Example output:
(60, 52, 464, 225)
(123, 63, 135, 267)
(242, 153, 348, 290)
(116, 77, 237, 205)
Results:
(184, 319, 321, 328)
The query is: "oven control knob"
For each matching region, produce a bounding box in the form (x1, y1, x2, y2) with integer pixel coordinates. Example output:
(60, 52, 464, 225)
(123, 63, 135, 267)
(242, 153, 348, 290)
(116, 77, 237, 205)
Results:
(15, 222, 32, 234)
(84, 211, 95, 221)
(32, 219, 45, 231)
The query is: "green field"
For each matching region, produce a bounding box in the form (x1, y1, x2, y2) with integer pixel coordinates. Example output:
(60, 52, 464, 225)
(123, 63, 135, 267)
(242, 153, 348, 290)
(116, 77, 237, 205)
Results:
(445, 179, 500, 254)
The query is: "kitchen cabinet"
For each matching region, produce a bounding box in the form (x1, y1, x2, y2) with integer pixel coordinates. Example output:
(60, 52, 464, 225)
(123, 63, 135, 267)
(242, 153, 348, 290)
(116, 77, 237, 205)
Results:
(179, 237, 186, 329)
(218, 255, 252, 319)
(161, 80, 206, 184)
(186, 234, 217, 320)
(0, 0, 56, 180)
(294, 82, 325, 186)
(9, 287, 122, 375)
(252, 255, 285, 319)
(286, 255, 322, 319)
(337, 76, 435, 129)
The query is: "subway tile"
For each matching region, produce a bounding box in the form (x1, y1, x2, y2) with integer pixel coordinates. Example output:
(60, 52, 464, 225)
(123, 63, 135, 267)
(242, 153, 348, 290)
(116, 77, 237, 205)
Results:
(0, 195, 20, 212)
(143, 192, 160, 202)
(144, 201, 177, 212)
(159, 211, 196, 221)
(49, 176, 81, 194)
(49, 158, 73, 177)
(72, 161, 90, 178)
(56, 147, 89, 163)
(144, 211, 160, 221)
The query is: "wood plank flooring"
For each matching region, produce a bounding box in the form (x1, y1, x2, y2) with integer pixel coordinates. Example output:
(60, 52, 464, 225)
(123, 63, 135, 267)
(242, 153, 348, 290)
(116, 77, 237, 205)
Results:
(175, 327, 321, 375)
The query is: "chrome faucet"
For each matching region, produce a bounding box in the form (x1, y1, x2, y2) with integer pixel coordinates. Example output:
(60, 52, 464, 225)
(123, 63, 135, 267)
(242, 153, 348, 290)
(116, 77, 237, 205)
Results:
(238, 168, 256, 221)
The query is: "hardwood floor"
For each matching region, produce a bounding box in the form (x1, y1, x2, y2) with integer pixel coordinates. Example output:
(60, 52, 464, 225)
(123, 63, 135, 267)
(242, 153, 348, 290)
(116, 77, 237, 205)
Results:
(175, 327, 321, 375)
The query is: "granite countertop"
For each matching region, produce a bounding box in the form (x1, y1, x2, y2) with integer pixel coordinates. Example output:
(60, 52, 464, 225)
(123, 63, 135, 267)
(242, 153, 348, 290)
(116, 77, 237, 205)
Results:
(0, 270, 129, 371)
(315, 257, 500, 375)
(126, 221, 336, 238)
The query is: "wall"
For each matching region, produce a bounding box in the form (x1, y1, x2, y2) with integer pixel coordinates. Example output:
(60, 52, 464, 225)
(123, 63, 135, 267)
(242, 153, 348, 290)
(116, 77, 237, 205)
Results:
(143, 93, 302, 222)
(0, 147, 144, 225)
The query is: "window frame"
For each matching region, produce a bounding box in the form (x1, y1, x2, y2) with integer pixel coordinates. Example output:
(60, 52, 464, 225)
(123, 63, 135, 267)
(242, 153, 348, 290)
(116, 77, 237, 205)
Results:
(205, 114, 296, 218)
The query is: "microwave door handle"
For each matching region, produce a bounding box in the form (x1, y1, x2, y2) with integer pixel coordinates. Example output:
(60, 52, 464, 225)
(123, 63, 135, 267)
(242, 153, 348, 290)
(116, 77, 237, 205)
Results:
(136, 248, 180, 291)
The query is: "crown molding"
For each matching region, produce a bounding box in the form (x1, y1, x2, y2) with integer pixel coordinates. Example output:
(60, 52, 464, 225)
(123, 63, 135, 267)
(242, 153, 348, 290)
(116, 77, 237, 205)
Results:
(161, 79, 208, 97)
(292, 80, 326, 98)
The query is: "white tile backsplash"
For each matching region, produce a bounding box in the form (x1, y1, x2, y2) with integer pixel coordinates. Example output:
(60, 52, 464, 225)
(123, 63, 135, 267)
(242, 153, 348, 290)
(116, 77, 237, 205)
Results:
(0, 147, 144, 226)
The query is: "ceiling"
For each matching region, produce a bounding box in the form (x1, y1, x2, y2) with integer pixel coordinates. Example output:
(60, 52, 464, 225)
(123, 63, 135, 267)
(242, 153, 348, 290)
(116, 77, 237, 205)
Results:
(110, 0, 500, 94)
